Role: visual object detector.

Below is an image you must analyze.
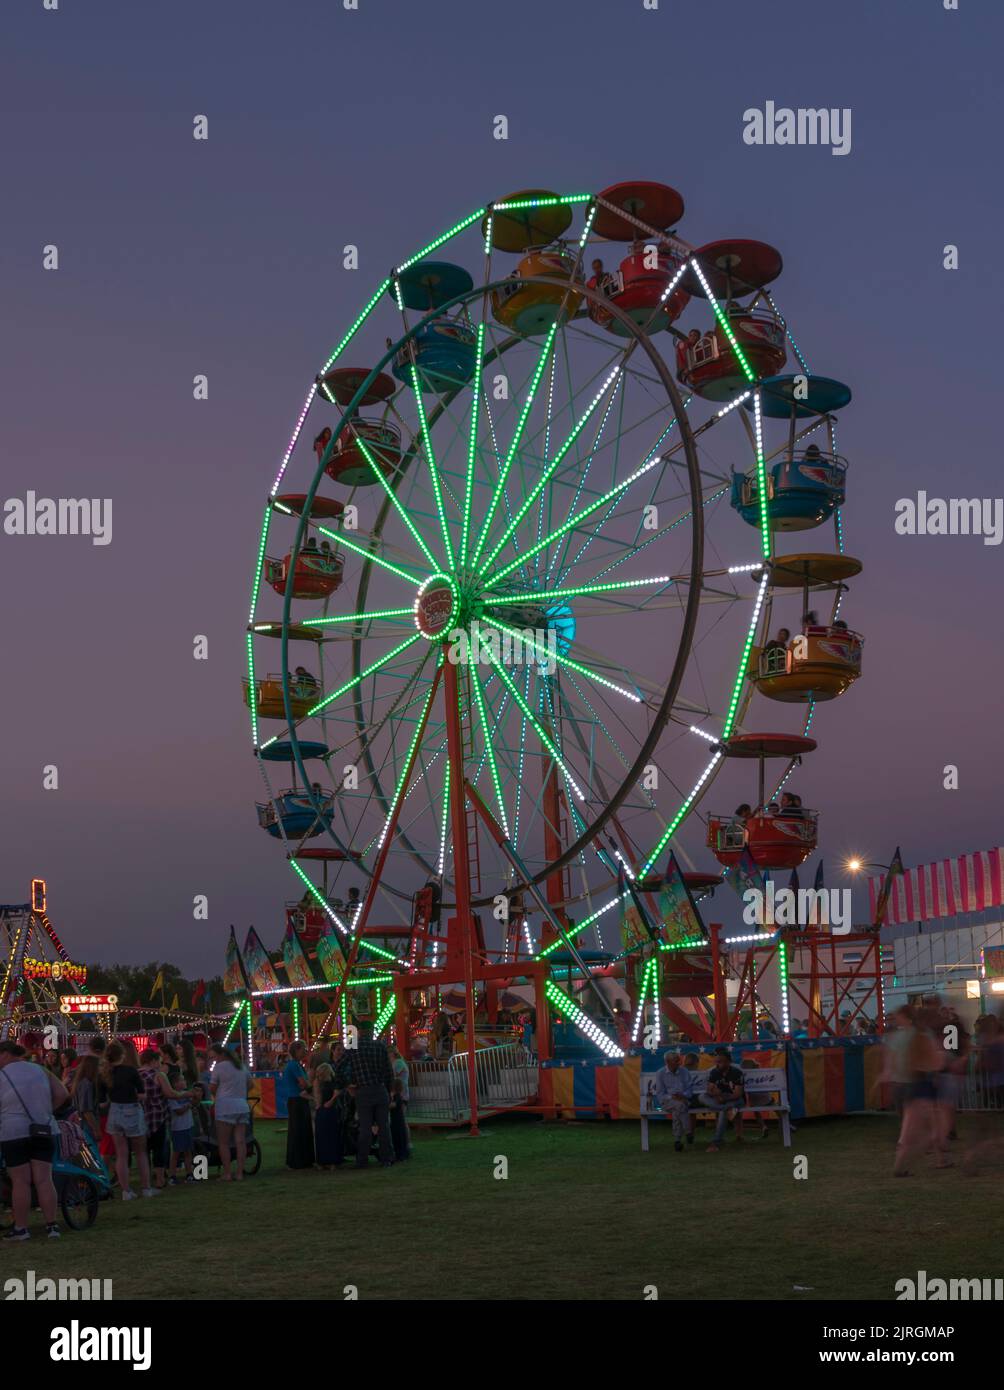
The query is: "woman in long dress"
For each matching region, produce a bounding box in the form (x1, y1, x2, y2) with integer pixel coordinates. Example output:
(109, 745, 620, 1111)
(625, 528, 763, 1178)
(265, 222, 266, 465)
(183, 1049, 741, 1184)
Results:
(312, 1046, 344, 1169)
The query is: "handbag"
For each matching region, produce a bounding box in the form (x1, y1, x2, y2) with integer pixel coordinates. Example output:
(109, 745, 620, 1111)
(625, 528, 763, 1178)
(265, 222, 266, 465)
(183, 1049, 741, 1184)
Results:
(0, 1066, 54, 1139)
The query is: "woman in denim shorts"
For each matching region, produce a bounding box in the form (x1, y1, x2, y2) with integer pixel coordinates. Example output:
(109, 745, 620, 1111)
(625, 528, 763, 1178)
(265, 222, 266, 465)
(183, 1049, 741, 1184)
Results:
(102, 1040, 156, 1200)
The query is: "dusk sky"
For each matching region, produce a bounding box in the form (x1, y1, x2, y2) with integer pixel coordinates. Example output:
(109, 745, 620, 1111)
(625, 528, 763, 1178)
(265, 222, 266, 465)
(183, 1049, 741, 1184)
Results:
(2, 0, 1002, 975)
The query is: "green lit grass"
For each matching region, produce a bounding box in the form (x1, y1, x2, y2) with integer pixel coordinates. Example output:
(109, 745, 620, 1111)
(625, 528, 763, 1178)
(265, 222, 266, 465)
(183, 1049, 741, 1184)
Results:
(12, 1115, 1001, 1300)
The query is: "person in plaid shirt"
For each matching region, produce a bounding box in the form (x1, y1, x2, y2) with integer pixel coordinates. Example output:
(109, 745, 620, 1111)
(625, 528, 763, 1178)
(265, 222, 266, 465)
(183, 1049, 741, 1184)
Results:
(333, 1022, 395, 1168)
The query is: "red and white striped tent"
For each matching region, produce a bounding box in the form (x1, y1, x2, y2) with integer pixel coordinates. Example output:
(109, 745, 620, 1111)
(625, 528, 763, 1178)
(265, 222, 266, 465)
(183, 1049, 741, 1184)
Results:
(868, 848, 1004, 926)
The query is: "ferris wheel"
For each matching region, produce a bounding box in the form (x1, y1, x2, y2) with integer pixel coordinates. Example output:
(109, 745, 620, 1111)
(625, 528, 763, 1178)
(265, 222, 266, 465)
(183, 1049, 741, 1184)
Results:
(243, 181, 861, 981)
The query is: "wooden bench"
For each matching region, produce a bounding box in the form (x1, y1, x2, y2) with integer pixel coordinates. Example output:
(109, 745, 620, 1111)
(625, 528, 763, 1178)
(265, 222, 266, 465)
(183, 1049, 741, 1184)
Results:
(640, 1066, 791, 1150)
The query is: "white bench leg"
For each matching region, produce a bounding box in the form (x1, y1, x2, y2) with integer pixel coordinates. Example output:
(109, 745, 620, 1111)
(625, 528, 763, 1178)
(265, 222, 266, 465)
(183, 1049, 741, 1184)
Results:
(641, 1117, 650, 1153)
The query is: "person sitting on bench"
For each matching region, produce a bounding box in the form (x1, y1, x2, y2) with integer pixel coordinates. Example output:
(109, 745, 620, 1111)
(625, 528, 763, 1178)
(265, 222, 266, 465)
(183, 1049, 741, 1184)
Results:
(700, 1047, 746, 1152)
(651, 1051, 691, 1153)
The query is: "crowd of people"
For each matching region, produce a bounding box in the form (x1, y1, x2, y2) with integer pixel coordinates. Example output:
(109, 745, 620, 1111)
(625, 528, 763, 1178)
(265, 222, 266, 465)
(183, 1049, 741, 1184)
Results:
(0, 1034, 254, 1239)
(280, 1022, 411, 1173)
(883, 1002, 1004, 1176)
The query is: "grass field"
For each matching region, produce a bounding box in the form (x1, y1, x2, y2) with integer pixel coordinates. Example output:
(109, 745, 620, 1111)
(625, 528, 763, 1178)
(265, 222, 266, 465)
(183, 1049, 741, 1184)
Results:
(8, 1113, 1002, 1300)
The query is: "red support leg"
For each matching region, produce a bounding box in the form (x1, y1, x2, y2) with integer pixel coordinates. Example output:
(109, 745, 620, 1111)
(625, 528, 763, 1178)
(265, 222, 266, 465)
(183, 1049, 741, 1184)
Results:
(443, 655, 481, 1136)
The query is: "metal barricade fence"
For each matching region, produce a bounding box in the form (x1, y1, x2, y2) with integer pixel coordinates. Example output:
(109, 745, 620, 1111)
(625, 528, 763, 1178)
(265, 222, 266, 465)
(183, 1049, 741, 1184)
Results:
(408, 1043, 537, 1122)
(958, 1055, 1004, 1112)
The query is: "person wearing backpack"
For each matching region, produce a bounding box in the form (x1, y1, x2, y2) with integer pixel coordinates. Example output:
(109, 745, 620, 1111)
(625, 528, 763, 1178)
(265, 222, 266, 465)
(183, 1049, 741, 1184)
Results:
(0, 1040, 67, 1240)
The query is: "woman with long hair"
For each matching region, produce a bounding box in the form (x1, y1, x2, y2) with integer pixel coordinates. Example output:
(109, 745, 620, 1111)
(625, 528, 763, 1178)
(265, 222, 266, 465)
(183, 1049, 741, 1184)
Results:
(100, 1040, 156, 1199)
(139, 1049, 190, 1189)
(209, 1043, 252, 1181)
(311, 1044, 343, 1170)
(70, 1054, 100, 1139)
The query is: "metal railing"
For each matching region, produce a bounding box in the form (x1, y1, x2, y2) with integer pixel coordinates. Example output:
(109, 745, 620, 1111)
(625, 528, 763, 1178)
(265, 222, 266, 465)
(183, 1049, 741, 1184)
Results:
(408, 1043, 537, 1122)
(958, 1057, 1004, 1112)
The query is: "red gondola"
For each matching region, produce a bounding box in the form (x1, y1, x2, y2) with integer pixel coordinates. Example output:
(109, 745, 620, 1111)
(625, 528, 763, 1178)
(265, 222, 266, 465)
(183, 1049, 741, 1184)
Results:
(706, 733, 818, 870)
(588, 245, 690, 335)
(264, 546, 343, 599)
(316, 367, 396, 408)
(677, 305, 787, 401)
(325, 419, 401, 488)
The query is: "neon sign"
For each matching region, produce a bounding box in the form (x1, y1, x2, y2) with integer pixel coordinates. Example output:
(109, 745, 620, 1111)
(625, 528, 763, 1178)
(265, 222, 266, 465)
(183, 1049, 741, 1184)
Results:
(23, 958, 87, 986)
(59, 994, 118, 1015)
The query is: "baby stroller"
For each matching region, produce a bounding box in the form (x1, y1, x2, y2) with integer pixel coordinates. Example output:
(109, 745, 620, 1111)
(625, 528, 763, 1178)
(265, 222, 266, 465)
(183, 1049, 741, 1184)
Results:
(193, 1098, 262, 1176)
(1, 1113, 113, 1231)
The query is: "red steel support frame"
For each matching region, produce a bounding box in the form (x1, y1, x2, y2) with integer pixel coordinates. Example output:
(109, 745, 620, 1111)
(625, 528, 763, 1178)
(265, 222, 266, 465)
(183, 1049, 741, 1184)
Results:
(319, 664, 443, 1038)
(443, 655, 482, 1136)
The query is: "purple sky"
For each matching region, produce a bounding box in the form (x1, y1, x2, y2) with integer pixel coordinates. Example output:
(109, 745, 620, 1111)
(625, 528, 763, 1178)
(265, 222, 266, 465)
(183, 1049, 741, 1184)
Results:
(2, 0, 1002, 973)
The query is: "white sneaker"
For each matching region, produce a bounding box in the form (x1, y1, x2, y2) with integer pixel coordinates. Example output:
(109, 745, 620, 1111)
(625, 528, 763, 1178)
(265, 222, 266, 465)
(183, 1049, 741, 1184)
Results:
(141, 1188, 160, 1198)
(121, 1189, 137, 1201)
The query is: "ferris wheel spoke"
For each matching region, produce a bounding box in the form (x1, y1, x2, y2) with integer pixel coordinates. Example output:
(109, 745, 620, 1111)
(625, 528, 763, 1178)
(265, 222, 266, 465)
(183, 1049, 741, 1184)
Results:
(470, 322, 557, 573)
(316, 523, 424, 586)
(486, 419, 679, 588)
(480, 619, 641, 706)
(352, 435, 441, 572)
(408, 364, 455, 568)
(308, 634, 424, 717)
(479, 364, 623, 576)
(478, 645, 586, 803)
(458, 321, 487, 571)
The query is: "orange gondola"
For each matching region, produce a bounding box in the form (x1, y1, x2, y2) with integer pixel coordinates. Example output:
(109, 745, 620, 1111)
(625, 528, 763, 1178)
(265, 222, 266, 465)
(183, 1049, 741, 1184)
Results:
(243, 670, 321, 721)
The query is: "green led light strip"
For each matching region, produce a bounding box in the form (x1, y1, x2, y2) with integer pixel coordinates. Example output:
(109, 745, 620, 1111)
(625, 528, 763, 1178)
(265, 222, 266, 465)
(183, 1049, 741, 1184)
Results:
(479, 367, 620, 574)
(410, 364, 454, 569)
(494, 195, 591, 210)
(246, 632, 259, 747)
(544, 979, 623, 1057)
(483, 618, 639, 703)
(471, 323, 558, 573)
(470, 665, 509, 836)
(752, 392, 771, 560)
(319, 280, 393, 377)
(395, 210, 485, 274)
(488, 441, 666, 587)
(303, 608, 414, 626)
(353, 433, 441, 570)
(374, 992, 396, 1038)
(479, 645, 584, 800)
(307, 633, 422, 717)
(640, 752, 723, 877)
(688, 258, 755, 383)
(459, 320, 486, 572)
(316, 523, 422, 586)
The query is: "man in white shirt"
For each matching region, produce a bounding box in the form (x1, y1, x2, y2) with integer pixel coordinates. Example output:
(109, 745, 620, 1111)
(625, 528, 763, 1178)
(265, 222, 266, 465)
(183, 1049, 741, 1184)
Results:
(651, 1052, 691, 1152)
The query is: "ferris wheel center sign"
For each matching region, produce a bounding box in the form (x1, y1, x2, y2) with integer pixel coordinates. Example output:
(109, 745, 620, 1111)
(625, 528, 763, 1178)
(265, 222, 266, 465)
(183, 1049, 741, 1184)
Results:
(415, 575, 460, 639)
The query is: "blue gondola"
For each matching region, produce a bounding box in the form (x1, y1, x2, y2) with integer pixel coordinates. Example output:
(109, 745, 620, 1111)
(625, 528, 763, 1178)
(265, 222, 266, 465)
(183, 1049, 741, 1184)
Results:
(256, 789, 335, 839)
(731, 451, 846, 532)
(392, 316, 477, 394)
